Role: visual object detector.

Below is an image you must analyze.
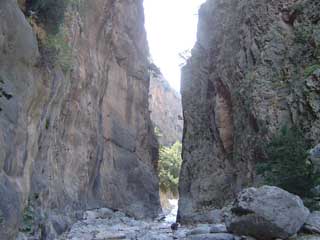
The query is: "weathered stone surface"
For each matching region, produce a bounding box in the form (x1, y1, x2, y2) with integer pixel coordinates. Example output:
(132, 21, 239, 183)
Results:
(187, 233, 239, 240)
(149, 65, 183, 146)
(58, 208, 243, 240)
(210, 224, 228, 234)
(0, 0, 39, 238)
(303, 212, 320, 234)
(310, 144, 320, 172)
(0, 0, 160, 238)
(30, 0, 160, 221)
(291, 235, 320, 240)
(187, 225, 211, 236)
(59, 208, 187, 240)
(226, 186, 310, 240)
(178, 0, 320, 222)
(186, 223, 228, 236)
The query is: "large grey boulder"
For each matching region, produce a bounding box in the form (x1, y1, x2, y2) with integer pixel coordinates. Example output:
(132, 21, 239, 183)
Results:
(226, 186, 310, 240)
(302, 211, 320, 234)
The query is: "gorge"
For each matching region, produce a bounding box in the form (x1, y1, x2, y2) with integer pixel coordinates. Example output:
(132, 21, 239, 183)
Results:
(0, 0, 320, 239)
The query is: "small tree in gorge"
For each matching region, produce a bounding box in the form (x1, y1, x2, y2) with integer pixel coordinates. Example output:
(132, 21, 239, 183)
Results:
(159, 141, 182, 196)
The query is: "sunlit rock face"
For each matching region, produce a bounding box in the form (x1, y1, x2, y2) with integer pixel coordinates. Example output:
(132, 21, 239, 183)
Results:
(178, 0, 320, 223)
(149, 66, 183, 146)
(0, 0, 160, 238)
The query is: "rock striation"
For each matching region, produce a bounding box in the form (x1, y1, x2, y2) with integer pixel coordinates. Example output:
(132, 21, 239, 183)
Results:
(149, 64, 183, 146)
(178, 0, 320, 223)
(0, 0, 160, 238)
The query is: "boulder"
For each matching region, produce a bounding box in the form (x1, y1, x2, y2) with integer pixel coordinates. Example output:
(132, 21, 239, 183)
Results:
(187, 225, 211, 236)
(187, 233, 240, 240)
(210, 224, 228, 233)
(83, 208, 115, 220)
(226, 186, 310, 240)
(302, 211, 320, 234)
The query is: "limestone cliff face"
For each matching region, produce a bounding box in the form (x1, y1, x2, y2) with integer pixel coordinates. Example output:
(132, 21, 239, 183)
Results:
(178, 0, 320, 223)
(149, 67, 183, 146)
(0, 0, 160, 238)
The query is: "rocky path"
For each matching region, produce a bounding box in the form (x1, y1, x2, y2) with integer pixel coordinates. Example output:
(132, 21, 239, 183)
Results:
(58, 207, 242, 240)
(57, 194, 320, 240)
(59, 206, 188, 240)
(58, 199, 239, 240)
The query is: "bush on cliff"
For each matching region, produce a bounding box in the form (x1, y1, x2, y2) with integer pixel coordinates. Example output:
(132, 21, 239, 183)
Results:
(27, 0, 67, 34)
(159, 141, 182, 195)
(257, 126, 318, 199)
(44, 27, 73, 72)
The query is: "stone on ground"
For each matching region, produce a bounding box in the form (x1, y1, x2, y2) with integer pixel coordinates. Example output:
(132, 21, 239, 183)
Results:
(210, 224, 228, 233)
(303, 211, 320, 234)
(187, 233, 239, 240)
(187, 225, 211, 236)
(226, 186, 310, 240)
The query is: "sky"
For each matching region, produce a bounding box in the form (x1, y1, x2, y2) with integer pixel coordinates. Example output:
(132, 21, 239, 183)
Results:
(143, 0, 206, 92)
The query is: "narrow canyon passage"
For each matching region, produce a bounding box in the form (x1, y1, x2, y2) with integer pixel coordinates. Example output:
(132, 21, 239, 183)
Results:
(143, 0, 205, 224)
(1, 0, 320, 240)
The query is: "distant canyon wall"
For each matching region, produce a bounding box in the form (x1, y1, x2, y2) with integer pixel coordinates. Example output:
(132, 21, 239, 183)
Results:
(149, 65, 183, 146)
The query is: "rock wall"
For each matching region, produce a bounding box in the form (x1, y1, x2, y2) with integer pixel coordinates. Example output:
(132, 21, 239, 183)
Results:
(149, 66, 183, 146)
(178, 0, 320, 223)
(0, 0, 160, 238)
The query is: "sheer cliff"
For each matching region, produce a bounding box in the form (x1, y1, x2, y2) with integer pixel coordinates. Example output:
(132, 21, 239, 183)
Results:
(178, 0, 320, 223)
(0, 0, 160, 238)
(149, 65, 183, 146)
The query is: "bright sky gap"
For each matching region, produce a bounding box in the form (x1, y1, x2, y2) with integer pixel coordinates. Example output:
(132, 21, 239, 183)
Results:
(143, 0, 206, 92)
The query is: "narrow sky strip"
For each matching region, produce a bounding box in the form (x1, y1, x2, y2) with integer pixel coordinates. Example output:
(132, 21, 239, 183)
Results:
(144, 0, 206, 92)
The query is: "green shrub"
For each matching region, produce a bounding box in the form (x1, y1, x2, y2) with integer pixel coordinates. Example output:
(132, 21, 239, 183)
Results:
(20, 198, 36, 234)
(45, 119, 50, 129)
(304, 64, 320, 78)
(294, 24, 313, 44)
(27, 0, 67, 34)
(159, 141, 182, 195)
(257, 126, 317, 198)
(44, 27, 73, 72)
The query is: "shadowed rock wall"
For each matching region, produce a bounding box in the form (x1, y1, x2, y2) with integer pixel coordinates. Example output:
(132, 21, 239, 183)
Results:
(0, 0, 160, 238)
(178, 0, 320, 223)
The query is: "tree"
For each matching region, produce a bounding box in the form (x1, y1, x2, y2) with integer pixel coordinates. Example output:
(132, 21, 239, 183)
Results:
(158, 141, 182, 195)
(257, 126, 317, 198)
(27, 0, 67, 34)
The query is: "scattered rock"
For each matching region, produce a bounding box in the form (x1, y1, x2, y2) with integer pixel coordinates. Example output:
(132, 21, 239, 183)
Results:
(83, 208, 115, 220)
(187, 233, 239, 240)
(187, 225, 211, 235)
(210, 224, 228, 233)
(226, 186, 310, 240)
(49, 214, 72, 235)
(182, 209, 224, 224)
(302, 211, 320, 234)
(290, 234, 320, 240)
